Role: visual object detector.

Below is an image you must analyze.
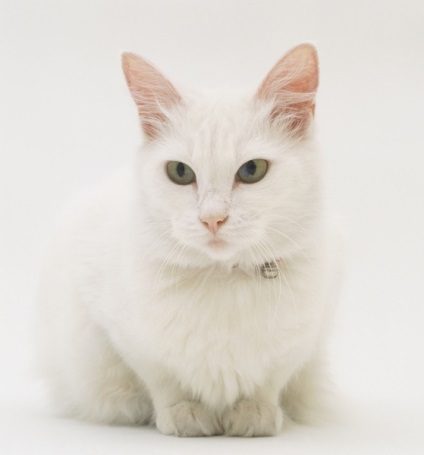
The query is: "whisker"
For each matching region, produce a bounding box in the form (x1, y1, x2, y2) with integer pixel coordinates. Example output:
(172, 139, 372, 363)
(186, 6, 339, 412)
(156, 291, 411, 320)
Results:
(251, 228, 300, 334)
(152, 237, 185, 302)
(263, 224, 318, 274)
(169, 242, 190, 303)
(267, 214, 312, 233)
(248, 230, 284, 336)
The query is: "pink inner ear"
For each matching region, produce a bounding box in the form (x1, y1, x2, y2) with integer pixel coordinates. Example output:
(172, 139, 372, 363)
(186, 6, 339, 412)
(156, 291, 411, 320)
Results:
(122, 53, 181, 140)
(257, 44, 319, 135)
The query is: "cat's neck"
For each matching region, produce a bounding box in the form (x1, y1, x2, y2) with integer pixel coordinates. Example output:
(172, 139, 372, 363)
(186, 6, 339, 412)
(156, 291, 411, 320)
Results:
(232, 258, 283, 279)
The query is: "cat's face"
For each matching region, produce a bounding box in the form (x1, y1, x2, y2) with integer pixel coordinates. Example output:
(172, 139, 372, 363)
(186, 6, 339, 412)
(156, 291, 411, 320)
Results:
(139, 99, 318, 267)
(123, 45, 320, 268)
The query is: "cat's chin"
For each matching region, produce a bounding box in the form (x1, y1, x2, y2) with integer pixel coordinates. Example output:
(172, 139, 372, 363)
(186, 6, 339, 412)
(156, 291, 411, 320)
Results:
(202, 238, 238, 262)
(207, 238, 228, 250)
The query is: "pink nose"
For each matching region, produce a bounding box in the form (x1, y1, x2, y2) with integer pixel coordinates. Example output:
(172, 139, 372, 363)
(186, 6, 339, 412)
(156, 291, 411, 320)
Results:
(201, 215, 228, 235)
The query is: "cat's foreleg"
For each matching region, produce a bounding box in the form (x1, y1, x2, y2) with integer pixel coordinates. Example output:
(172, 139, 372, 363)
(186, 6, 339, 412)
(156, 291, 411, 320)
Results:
(220, 374, 284, 436)
(141, 364, 223, 437)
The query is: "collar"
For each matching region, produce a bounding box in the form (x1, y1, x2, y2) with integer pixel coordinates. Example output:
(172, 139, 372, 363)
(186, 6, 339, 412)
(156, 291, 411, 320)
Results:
(232, 258, 282, 279)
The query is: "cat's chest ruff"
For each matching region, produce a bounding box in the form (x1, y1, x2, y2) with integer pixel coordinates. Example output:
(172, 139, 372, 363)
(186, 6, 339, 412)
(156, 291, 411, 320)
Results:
(136, 265, 305, 406)
(144, 261, 293, 348)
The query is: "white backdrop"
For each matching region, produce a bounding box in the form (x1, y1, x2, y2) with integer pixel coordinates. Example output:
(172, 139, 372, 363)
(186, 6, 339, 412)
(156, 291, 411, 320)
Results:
(1, 1, 424, 453)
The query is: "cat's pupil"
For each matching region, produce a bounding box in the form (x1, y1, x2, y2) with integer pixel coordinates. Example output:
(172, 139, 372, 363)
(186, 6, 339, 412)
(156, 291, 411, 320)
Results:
(246, 160, 256, 175)
(177, 162, 185, 177)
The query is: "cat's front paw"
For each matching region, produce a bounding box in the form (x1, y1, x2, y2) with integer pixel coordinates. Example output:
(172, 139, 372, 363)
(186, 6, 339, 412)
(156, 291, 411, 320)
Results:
(156, 401, 222, 437)
(221, 399, 283, 437)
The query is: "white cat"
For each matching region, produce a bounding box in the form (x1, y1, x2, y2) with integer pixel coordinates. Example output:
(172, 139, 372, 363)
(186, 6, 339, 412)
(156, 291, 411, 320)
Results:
(36, 44, 343, 437)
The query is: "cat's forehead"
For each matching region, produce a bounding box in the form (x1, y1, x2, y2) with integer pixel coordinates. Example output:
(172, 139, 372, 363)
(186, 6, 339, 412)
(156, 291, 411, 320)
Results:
(173, 93, 270, 166)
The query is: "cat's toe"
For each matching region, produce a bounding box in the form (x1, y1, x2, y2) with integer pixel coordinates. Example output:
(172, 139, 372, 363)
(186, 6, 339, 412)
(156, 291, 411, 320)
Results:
(222, 400, 283, 437)
(156, 401, 222, 437)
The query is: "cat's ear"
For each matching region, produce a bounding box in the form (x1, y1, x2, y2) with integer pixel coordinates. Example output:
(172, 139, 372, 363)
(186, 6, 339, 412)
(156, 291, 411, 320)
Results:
(122, 52, 182, 140)
(256, 44, 319, 136)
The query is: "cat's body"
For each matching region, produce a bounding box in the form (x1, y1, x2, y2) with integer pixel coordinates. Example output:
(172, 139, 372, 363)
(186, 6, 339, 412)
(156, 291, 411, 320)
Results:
(37, 44, 343, 436)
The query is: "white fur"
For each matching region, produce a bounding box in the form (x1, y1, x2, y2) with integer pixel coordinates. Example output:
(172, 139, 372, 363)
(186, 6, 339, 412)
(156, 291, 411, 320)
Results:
(36, 52, 343, 437)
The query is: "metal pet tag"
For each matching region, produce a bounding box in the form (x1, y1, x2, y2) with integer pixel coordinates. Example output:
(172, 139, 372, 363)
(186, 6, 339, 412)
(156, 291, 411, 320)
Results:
(260, 261, 279, 279)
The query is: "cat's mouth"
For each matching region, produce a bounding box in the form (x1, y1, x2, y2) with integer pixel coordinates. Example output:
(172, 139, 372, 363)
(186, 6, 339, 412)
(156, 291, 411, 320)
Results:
(207, 238, 228, 250)
(204, 237, 237, 261)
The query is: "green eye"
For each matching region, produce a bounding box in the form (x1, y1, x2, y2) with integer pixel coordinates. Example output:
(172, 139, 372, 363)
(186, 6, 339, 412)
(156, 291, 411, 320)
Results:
(237, 159, 268, 184)
(167, 161, 196, 185)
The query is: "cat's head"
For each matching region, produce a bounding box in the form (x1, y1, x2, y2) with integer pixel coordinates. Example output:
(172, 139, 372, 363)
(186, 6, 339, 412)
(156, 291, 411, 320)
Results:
(122, 44, 320, 270)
